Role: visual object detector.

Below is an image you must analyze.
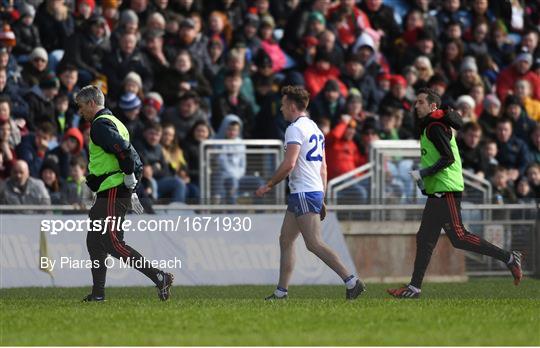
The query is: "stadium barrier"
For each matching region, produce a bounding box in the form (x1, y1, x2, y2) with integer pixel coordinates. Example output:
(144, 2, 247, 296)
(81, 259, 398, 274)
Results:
(1, 203, 537, 287)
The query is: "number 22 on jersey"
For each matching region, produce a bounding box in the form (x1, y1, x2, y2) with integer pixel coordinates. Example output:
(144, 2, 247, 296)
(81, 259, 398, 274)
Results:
(306, 134, 324, 161)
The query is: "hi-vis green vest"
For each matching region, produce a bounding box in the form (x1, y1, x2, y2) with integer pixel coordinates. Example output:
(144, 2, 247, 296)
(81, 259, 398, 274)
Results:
(88, 114, 129, 192)
(420, 128, 464, 194)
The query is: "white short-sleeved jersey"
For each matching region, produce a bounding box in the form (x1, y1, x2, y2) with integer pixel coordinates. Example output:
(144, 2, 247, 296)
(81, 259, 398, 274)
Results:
(284, 116, 324, 193)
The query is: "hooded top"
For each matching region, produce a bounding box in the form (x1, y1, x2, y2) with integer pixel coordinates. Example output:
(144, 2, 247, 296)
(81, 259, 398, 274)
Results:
(418, 108, 463, 178)
(215, 114, 246, 180)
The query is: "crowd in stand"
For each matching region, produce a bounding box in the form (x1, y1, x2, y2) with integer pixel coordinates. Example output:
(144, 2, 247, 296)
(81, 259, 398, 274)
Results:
(0, 0, 539, 207)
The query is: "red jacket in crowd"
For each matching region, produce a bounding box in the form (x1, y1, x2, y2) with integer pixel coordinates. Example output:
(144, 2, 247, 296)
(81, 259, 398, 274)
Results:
(496, 66, 540, 102)
(325, 121, 366, 180)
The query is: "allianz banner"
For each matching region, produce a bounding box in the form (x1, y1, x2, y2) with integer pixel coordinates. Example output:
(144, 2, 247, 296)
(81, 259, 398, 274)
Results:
(0, 213, 355, 288)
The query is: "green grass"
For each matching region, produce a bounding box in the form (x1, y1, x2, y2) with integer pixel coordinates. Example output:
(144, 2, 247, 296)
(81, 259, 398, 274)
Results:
(1, 278, 539, 346)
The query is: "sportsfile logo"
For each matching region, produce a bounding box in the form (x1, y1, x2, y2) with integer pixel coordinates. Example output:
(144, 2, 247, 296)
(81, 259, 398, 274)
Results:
(40, 216, 253, 235)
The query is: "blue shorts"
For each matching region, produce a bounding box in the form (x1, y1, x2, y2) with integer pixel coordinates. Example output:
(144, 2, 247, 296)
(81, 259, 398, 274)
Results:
(287, 191, 324, 217)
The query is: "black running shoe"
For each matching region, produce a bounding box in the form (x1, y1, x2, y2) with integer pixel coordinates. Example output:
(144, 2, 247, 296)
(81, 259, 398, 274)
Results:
(156, 272, 174, 301)
(508, 251, 523, 286)
(264, 293, 288, 300)
(387, 284, 420, 299)
(82, 294, 105, 302)
(346, 280, 366, 300)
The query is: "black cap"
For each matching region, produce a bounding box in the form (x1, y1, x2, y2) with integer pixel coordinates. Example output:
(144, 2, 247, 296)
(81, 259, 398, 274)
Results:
(180, 18, 195, 29)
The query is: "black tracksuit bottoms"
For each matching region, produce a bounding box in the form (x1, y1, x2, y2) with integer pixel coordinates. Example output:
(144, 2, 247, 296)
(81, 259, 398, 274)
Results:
(87, 185, 159, 297)
(411, 192, 511, 288)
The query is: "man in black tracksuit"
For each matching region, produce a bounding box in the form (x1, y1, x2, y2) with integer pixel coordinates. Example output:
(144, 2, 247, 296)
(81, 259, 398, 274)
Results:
(75, 85, 174, 302)
(387, 88, 523, 298)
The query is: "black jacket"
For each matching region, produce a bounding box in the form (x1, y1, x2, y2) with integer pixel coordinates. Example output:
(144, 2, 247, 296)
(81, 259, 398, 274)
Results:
(90, 109, 143, 178)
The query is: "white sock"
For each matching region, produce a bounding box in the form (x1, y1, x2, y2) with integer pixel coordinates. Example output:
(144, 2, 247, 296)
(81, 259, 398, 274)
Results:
(408, 284, 421, 293)
(274, 287, 288, 298)
(507, 253, 514, 265)
(344, 275, 358, 289)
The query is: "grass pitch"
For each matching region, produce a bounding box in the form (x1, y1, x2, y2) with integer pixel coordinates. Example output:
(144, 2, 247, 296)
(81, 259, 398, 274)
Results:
(1, 278, 539, 346)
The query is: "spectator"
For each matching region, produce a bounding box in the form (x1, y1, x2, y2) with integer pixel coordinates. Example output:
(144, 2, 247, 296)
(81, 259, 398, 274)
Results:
(458, 122, 484, 177)
(438, 39, 465, 82)
(211, 70, 255, 139)
(358, 0, 401, 55)
(455, 94, 476, 122)
(447, 56, 483, 100)
(182, 120, 213, 190)
(60, 15, 110, 83)
(141, 91, 163, 124)
(304, 49, 348, 99)
(515, 176, 534, 203)
(134, 122, 186, 203)
(325, 115, 366, 180)
(45, 127, 85, 179)
(141, 30, 169, 83)
(310, 79, 346, 126)
(21, 47, 49, 87)
(160, 123, 198, 201)
(214, 114, 246, 204)
(39, 158, 64, 204)
(465, 18, 489, 58)
(24, 70, 60, 131)
(122, 71, 144, 101)
(0, 158, 50, 208)
(380, 75, 414, 136)
(161, 91, 208, 142)
(157, 49, 211, 105)
(491, 166, 517, 203)
(16, 121, 56, 178)
(102, 31, 153, 102)
(0, 68, 29, 121)
(378, 108, 400, 140)
(165, 17, 211, 74)
(0, 96, 21, 148)
(487, 20, 514, 68)
(496, 52, 540, 102)
(0, 118, 16, 179)
(62, 155, 93, 207)
(258, 15, 286, 73)
(528, 124, 540, 164)
(57, 64, 80, 103)
(514, 79, 540, 122)
(341, 52, 379, 114)
(34, 0, 75, 52)
(526, 163, 540, 198)
(481, 138, 499, 180)
(502, 95, 536, 140)
(116, 92, 144, 138)
(343, 92, 369, 123)
(495, 118, 530, 180)
(12, 3, 41, 59)
(204, 34, 226, 82)
(413, 56, 434, 89)
(478, 94, 502, 140)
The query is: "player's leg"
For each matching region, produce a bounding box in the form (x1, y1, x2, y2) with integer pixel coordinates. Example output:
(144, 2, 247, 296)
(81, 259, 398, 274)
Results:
(84, 192, 109, 301)
(297, 213, 350, 279)
(443, 192, 522, 285)
(388, 196, 444, 298)
(266, 211, 301, 300)
(278, 211, 301, 290)
(296, 193, 365, 299)
(103, 186, 174, 300)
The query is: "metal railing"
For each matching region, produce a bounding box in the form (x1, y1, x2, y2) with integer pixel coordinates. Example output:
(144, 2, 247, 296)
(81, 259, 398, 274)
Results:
(199, 139, 285, 204)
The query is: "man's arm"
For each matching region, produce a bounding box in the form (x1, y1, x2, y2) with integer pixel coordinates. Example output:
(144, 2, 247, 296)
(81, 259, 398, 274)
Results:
(419, 122, 455, 178)
(255, 144, 301, 196)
